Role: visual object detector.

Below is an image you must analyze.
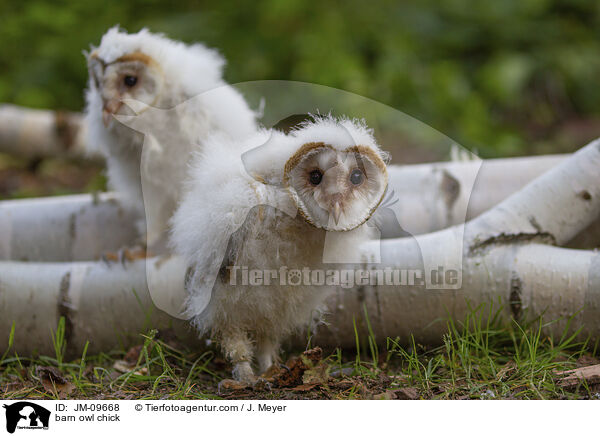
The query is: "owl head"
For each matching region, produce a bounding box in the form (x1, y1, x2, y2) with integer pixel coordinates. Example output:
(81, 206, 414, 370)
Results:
(283, 117, 389, 231)
(87, 51, 164, 127)
(85, 26, 225, 128)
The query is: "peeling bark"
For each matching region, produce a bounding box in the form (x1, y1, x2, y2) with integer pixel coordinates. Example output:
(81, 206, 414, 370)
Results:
(464, 139, 600, 247)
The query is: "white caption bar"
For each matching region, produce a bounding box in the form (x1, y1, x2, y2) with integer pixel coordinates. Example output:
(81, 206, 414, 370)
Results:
(0, 400, 595, 435)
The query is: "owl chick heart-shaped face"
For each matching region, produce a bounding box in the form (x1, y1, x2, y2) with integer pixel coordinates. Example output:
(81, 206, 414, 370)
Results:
(284, 142, 388, 231)
(88, 51, 164, 127)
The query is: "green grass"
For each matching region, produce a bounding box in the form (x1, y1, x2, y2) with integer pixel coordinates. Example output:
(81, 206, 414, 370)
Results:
(1, 303, 598, 400)
(384, 303, 597, 399)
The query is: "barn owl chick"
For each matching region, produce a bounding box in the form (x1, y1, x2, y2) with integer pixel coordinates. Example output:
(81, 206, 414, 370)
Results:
(171, 116, 389, 383)
(84, 26, 257, 250)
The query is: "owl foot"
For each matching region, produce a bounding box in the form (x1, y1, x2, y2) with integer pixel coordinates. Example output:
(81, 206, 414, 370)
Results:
(231, 361, 256, 384)
(101, 246, 148, 266)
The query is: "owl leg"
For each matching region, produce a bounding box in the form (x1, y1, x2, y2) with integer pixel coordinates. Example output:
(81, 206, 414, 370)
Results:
(256, 337, 279, 375)
(221, 332, 255, 383)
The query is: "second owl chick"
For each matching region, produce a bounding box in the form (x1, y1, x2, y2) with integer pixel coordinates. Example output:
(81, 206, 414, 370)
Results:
(85, 27, 257, 250)
(171, 116, 389, 383)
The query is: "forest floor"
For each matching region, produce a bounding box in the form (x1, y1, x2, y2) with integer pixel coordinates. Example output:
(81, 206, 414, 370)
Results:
(1, 306, 599, 400)
(0, 153, 105, 199)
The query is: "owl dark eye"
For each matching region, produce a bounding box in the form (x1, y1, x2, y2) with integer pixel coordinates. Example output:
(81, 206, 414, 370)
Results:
(309, 169, 323, 186)
(350, 168, 364, 185)
(124, 75, 138, 87)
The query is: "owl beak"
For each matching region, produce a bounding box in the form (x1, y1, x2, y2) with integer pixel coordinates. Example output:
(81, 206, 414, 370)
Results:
(332, 201, 342, 225)
(102, 99, 123, 127)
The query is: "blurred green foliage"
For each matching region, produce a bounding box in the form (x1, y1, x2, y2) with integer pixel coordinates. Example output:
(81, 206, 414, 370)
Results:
(1, 0, 599, 157)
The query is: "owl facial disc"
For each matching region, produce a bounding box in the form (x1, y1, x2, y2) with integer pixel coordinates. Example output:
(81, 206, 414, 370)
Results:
(284, 142, 388, 231)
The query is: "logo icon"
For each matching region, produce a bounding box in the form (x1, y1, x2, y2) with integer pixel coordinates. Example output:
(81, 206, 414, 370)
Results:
(2, 402, 50, 434)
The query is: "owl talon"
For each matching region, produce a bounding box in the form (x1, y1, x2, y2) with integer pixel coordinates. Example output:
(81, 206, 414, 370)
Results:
(100, 247, 148, 266)
(101, 251, 120, 267)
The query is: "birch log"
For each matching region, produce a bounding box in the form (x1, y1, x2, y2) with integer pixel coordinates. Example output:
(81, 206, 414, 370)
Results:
(0, 257, 200, 357)
(341, 138, 600, 345)
(0, 140, 598, 356)
(0, 105, 100, 161)
(382, 154, 566, 237)
(0, 193, 138, 261)
(1, 154, 584, 262)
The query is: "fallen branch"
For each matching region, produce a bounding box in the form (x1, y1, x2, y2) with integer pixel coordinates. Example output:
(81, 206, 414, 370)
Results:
(0, 140, 598, 356)
(383, 154, 566, 237)
(0, 193, 138, 261)
(3, 154, 591, 263)
(557, 364, 600, 388)
(0, 256, 198, 357)
(0, 244, 597, 356)
(0, 104, 100, 161)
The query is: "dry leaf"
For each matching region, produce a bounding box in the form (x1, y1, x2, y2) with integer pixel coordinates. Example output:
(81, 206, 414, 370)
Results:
(393, 387, 419, 400)
(292, 383, 320, 392)
(557, 364, 600, 387)
(374, 390, 397, 400)
(36, 366, 75, 399)
(274, 347, 323, 387)
(302, 362, 329, 385)
(124, 345, 143, 364)
(218, 379, 249, 393)
(112, 359, 148, 375)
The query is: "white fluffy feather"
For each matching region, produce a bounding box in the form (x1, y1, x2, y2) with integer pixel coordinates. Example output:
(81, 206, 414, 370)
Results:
(84, 26, 257, 247)
(171, 116, 389, 382)
(89, 26, 226, 99)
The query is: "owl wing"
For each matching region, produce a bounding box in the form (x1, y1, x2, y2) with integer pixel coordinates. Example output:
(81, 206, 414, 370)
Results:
(178, 188, 297, 322)
(182, 212, 251, 322)
(171, 132, 283, 320)
(171, 176, 255, 320)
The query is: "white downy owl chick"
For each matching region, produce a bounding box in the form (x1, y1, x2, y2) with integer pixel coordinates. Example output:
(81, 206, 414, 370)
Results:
(171, 116, 389, 383)
(84, 27, 257, 250)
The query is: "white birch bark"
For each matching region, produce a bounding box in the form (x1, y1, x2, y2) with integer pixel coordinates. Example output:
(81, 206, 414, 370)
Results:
(382, 154, 566, 237)
(0, 193, 138, 261)
(0, 105, 100, 161)
(2, 154, 588, 262)
(0, 257, 198, 356)
(0, 140, 598, 355)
